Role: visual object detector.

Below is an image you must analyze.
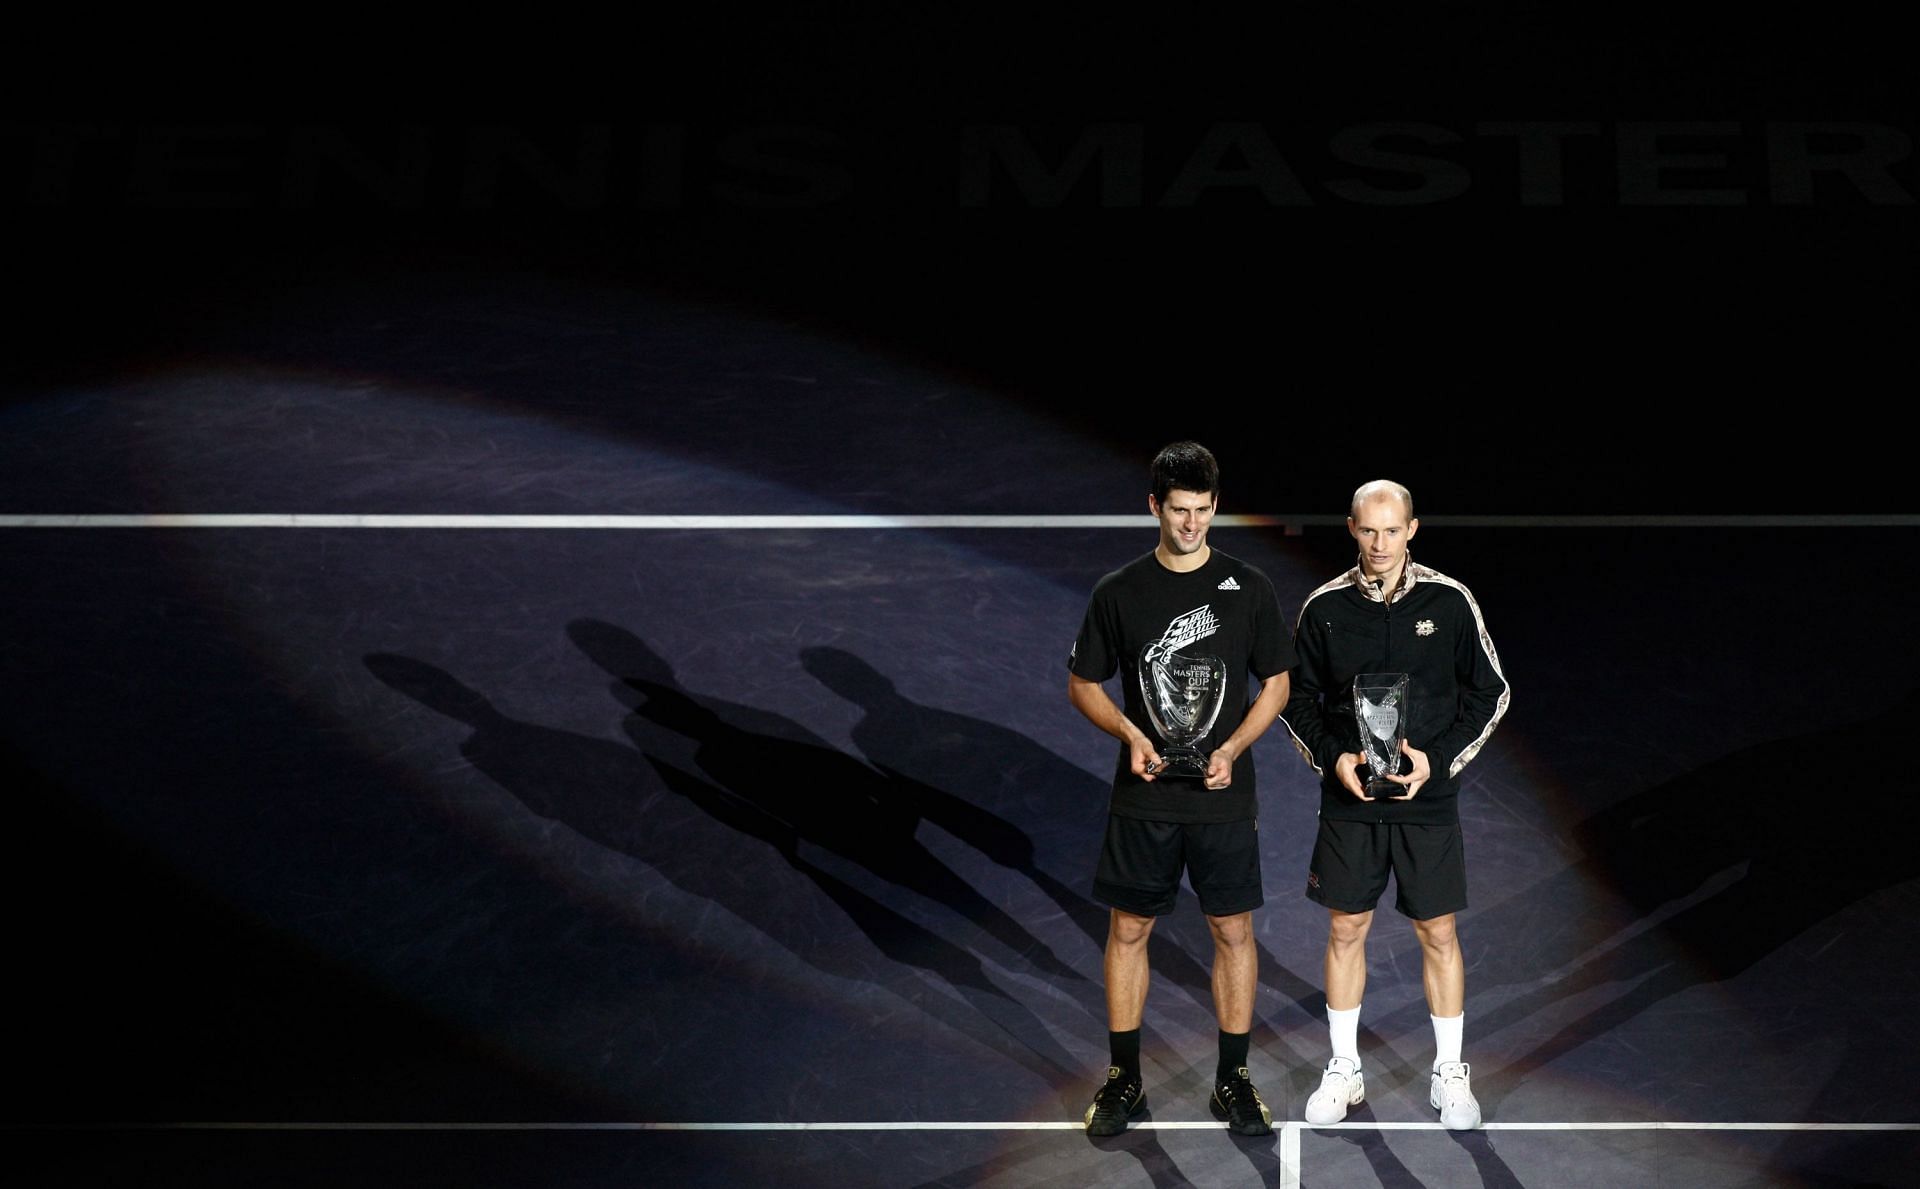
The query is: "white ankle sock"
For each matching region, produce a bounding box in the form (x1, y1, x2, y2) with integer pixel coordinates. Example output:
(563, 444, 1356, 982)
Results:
(1432, 1012, 1463, 1069)
(1328, 1005, 1361, 1065)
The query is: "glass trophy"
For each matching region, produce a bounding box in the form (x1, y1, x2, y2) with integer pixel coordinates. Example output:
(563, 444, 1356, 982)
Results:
(1352, 673, 1409, 795)
(1139, 649, 1228, 780)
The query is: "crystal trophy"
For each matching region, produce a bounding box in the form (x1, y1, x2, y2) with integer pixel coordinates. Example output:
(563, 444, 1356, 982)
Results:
(1139, 649, 1228, 780)
(1352, 673, 1410, 795)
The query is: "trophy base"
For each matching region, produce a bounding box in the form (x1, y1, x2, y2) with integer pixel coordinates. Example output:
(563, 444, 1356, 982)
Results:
(1360, 756, 1405, 796)
(1152, 748, 1211, 781)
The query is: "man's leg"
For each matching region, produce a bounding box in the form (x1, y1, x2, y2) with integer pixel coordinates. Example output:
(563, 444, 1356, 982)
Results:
(1087, 813, 1183, 1135)
(1105, 908, 1156, 1031)
(1103, 906, 1156, 1096)
(1326, 907, 1372, 1015)
(1204, 909, 1272, 1135)
(1189, 813, 1271, 1137)
(1412, 912, 1463, 1019)
(1085, 908, 1154, 1135)
(1414, 912, 1479, 1129)
(1313, 818, 1386, 1062)
(1185, 819, 1263, 1071)
(1205, 910, 1256, 1034)
(1303, 907, 1372, 1125)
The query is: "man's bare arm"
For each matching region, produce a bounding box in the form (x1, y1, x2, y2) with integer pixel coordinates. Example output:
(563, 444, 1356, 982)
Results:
(1069, 672, 1163, 781)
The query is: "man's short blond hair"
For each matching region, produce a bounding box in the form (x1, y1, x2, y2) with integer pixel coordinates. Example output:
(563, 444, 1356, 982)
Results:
(1349, 480, 1414, 521)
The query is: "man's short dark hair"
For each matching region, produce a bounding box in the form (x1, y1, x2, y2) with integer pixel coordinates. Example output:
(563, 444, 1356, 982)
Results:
(1150, 441, 1219, 505)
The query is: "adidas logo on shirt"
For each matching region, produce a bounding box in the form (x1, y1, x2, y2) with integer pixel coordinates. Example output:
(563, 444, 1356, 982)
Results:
(1217, 576, 1241, 590)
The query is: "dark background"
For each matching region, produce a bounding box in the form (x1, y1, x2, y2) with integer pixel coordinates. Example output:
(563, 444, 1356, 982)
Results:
(5, 5, 1913, 516)
(3, 12, 1917, 1184)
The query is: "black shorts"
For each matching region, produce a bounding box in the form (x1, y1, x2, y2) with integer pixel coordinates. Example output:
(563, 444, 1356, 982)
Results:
(1305, 818, 1466, 920)
(1093, 815, 1264, 918)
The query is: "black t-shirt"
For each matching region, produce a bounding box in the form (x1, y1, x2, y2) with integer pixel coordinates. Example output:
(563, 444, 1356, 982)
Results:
(1068, 548, 1294, 822)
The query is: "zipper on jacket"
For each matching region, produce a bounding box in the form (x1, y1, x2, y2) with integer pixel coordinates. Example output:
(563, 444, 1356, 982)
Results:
(1380, 582, 1393, 668)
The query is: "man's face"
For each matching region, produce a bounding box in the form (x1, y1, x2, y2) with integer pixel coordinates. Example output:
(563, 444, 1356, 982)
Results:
(1348, 494, 1418, 581)
(1151, 487, 1216, 557)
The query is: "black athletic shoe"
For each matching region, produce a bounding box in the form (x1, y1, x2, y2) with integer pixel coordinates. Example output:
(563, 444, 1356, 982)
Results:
(1210, 1066, 1273, 1136)
(1084, 1066, 1146, 1136)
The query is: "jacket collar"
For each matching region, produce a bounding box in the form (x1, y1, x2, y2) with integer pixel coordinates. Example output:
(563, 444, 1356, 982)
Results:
(1347, 553, 1420, 604)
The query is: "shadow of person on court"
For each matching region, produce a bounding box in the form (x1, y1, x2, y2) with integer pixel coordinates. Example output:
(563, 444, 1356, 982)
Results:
(909, 1122, 1197, 1189)
(797, 646, 1111, 939)
(799, 645, 1321, 1035)
(1448, 1129, 1527, 1188)
(363, 650, 1085, 1090)
(567, 618, 1087, 989)
(1327, 1128, 1523, 1188)
(363, 651, 841, 950)
(1467, 687, 1920, 1086)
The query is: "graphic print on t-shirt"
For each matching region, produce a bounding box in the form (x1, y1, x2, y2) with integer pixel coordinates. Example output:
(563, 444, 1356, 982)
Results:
(1143, 604, 1219, 666)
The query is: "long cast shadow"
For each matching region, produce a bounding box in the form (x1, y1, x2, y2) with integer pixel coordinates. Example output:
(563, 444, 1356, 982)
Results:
(1329, 1127, 1523, 1188)
(799, 644, 1105, 945)
(568, 619, 1087, 987)
(1458, 689, 1920, 1091)
(363, 650, 1084, 1091)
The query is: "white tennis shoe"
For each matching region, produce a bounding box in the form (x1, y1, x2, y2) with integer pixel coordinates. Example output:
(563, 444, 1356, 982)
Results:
(1430, 1060, 1481, 1130)
(1303, 1056, 1364, 1125)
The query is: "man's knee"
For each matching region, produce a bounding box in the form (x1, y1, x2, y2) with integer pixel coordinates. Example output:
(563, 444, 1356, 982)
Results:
(1413, 912, 1458, 950)
(1328, 908, 1373, 947)
(1205, 910, 1254, 947)
(1109, 909, 1156, 947)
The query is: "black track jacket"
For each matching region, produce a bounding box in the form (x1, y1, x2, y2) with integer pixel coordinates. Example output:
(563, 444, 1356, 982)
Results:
(1280, 557, 1511, 826)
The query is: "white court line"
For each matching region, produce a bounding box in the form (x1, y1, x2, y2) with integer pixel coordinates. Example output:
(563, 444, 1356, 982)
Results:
(37, 1119, 1908, 1189)
(1, 514, 1914, 529)
(0, 514, 1267, 529)
(56, 1129, 1920, 1137)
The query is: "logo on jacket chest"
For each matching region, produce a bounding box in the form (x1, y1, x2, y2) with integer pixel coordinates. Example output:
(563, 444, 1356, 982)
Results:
(1416, 619, 1436, 636)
